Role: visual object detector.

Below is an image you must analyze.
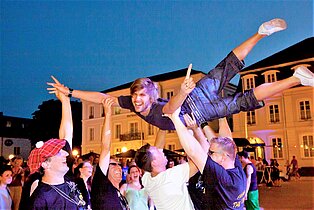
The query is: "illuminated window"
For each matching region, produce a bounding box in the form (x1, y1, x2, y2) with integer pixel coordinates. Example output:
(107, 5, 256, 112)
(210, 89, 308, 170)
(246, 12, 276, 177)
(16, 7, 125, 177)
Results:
(6, 121, 11, 127)
(272, 137, 283, 158)
(89, 128, 95, 141)
(129, 122, 139, 134)
(89, 106, 94, 119)
(242, 75, 257, 90)
(302, 135, 314, 158)
(247, 111, 256, 125)
(148, 124, 155, 136)
(114, 107, 121, 115)
(269, 104, 280, 123)
(115, 124, 122, 139)
(299, 100, 311, 120)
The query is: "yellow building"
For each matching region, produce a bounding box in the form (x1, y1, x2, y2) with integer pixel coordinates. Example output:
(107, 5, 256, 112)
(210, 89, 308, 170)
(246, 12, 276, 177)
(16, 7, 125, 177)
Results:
(81, 38, 313, 170)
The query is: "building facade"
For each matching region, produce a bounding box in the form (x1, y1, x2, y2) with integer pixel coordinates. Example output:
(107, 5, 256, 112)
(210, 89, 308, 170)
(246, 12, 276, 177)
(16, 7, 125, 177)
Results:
(81, 38, 314, 170)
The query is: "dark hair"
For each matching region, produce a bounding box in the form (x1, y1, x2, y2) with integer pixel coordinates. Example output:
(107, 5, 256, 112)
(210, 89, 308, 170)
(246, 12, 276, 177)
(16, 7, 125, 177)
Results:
(128, 165, 140, 174)
(130, 78, 159, 102)
(0, 165, 12, 176)
(238, 150, 249, 159)
(134, 144, 153, 172)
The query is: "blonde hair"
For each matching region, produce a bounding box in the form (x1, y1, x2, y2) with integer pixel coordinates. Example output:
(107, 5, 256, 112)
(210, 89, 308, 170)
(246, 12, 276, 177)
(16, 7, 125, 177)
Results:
(130, 78, 159, 102)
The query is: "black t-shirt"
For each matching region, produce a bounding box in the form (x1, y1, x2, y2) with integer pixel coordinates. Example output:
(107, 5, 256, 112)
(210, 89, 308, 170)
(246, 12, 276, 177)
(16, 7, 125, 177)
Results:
(91, 165, 128, 210)
(30, 181, 84, 210)
(202, 155, 246, 209)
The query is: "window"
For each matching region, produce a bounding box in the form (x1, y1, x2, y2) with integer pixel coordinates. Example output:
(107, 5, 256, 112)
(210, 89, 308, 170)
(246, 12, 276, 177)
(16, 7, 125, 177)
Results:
(114, 107, 121, 115)
(115, 124, 122, 139)
(242, 75, 257, 90)
(247, 111, 256, 125)
(299, 100, 311, 120)
(101, 107, 105, 117)
(272, 137, 283, 158)
(6, 121, 11, 127)
(89, 106, 94, 119)
(14, 147, 20, 155)
(262, 70, 279, 83)
(129, 122, 139, 134)
(302, 135, 314, 158)
(167, 144, 175, 151)
(148, 124, 155, 136)
(166, 90, 174, 99)
(269, 104, 280, 123)
(89, 128, 95, 141)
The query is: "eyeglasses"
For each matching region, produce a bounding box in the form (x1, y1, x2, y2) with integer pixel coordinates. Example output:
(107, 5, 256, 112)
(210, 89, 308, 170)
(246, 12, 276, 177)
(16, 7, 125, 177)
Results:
(208, 149, 230, 157)
(109, 162, 122, 167)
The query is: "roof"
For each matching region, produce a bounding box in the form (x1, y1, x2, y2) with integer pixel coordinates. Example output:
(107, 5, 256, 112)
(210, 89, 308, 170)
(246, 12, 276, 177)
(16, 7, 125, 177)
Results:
(101, 68, 205, 93)
(0, 114, 32, 138)
(242, 37, 314, 71)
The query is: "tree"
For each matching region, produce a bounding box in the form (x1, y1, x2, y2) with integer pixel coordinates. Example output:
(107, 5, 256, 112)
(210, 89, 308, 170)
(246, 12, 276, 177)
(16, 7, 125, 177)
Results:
(29, 99, 82, 150)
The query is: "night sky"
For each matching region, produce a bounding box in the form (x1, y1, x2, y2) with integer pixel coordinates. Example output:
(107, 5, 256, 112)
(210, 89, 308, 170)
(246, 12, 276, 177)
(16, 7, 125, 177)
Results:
(1, 1, 313, 118)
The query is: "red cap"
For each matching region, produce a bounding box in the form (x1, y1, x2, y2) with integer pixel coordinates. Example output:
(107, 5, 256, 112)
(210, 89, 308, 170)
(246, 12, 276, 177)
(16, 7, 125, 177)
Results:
(27, 139, 66, 174)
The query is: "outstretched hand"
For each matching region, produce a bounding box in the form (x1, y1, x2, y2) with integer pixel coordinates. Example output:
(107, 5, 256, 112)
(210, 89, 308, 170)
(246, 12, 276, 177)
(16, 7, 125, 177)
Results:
(47, 76, 70, 96)
(181, 64, 195, 95)
(183, 113, 198, 130)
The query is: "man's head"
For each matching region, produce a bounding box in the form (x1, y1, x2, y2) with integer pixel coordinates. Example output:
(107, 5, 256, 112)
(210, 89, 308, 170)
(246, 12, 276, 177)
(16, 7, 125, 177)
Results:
(107, 158, 122, 185)
(237, 150, 250, 164)
(27, 139, 68, 175)
(130, 78, 159, 114)
(0, 165, 12, 185)
(208, 137, 237, 168)
(135, 144, 167, 173)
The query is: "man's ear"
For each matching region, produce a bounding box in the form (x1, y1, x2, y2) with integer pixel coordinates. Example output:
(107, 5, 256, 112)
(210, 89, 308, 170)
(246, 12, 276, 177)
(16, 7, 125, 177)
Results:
(41, 160, 50, 170)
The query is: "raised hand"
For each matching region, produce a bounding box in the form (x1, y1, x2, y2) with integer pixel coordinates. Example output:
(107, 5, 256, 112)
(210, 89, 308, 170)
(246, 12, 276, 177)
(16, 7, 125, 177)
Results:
(183, 113, 198, 130)
(47, 76, 70, 96)
(181, 64, 195, 95)
(102, 98, 114, 117)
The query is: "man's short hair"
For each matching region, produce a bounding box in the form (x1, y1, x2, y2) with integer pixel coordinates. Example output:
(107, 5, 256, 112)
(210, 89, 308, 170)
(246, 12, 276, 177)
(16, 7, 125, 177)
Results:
(238, 150, 249, 159)
(130, 78, 159, 102)
(134, 144, 153, 172)
(211, 137, 237, 159)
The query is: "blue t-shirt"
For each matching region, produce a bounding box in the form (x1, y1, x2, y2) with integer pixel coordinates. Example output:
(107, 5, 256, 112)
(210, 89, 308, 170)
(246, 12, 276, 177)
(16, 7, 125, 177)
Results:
(202, 155, 246, 209)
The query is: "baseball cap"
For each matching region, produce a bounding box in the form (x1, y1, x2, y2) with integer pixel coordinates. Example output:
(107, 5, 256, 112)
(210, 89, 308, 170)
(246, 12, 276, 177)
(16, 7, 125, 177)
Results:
(27, 139, 66, 174)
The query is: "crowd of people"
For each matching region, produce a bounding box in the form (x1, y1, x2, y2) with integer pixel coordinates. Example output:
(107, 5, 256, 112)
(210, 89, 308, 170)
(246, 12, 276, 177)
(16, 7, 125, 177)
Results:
(1, 18, 313, 210)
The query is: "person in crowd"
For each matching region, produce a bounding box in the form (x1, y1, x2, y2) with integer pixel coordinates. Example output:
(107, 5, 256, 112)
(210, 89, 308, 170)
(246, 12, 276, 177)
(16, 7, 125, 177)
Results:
(72, 156, 84, 174)
(289, 155, 300, 180)
(167, 107, 246, 209)
(255, 157, 263, 171)
(238, 150, 260, 210)
(27, 87, 85, 209)
(270, 159, 281, 186)
(167, 159, 175, 168)
(135, 127, 197, 210)
(121, 159, 129, 185)
(250, 156, 257, 166)
(74, 161, 93, 209)
(8, 156, 24, 210)
(0, 165, 13, 209)
(90, 98, 129, 210)
(48, 18, 313, 132)
(120, 165, 154, 210)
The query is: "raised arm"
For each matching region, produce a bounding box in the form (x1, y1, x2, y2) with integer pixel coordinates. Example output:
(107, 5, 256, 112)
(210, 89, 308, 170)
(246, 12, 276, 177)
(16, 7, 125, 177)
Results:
(49, 80, 73, 148)
(99, 98, 114, 175)
(162, 64, 195, 114)
(218, 118, 232, 139)
(154, 129, 167, 149)
(47, 76, 119, 105)
(167, 108, 207, 173)
(183, 114, 209, 152)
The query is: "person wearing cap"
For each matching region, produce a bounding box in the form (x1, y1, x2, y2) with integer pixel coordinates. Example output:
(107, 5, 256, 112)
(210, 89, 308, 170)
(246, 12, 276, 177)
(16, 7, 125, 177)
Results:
(90, 98, 129, 210)
(48, 18, 313, 132)
(238, 150, 260, 210)
(27, 89, 85, 209)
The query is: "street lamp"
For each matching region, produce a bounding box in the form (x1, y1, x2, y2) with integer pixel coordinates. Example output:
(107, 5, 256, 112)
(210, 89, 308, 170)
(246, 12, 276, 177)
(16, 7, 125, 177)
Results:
(72, 149, 79, 157)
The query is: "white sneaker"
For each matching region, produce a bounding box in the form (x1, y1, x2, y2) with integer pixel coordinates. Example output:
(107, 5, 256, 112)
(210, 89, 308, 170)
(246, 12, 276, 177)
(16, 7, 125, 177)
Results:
(258, 18, 287, 36)
(293, 66, 314, 87)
